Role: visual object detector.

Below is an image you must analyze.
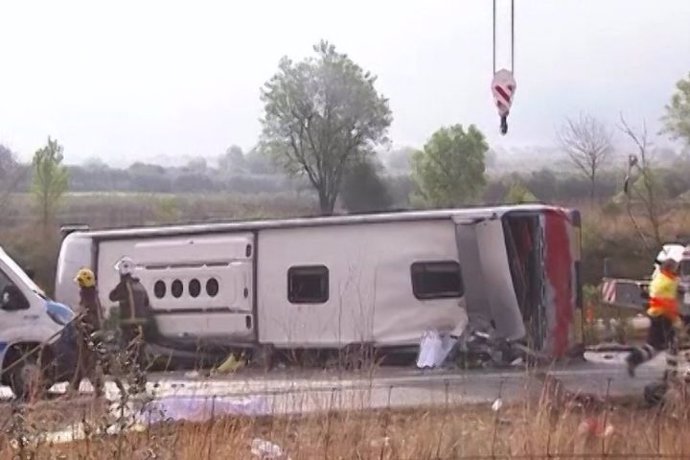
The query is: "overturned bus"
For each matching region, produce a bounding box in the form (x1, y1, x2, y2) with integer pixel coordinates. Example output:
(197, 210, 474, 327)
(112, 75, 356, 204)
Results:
(53, 204, 583, 368)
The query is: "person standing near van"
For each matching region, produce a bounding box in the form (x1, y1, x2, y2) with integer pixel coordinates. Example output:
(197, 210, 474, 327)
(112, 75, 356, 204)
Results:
(108, 257, 150, 365)
(70, 268, 105, 398)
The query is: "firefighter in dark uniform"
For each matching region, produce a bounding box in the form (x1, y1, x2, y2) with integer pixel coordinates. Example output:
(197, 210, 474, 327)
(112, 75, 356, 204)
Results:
(70, 268, 105, 398)
(108, 257, 151, 366)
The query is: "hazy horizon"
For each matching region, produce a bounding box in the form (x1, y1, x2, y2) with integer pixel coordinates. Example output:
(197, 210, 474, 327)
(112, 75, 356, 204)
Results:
(1, 0, 689, 167)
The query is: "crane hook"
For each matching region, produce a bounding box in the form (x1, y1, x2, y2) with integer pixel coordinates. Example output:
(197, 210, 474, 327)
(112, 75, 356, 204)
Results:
(492, 0, 515, 135)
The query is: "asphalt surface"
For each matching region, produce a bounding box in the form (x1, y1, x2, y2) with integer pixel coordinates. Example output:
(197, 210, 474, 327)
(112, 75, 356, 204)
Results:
(60, 352, 679, 406)
(1, 351, 677, 414)
(5, 350, 681, 444)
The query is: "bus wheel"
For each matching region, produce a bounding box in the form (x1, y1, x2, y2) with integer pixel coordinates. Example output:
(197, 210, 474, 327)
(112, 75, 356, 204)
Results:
(643, 381, 668, 406)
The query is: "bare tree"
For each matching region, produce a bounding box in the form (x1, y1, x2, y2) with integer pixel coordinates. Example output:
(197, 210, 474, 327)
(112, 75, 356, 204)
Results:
(557, 113, 613, 203)
(619, 114, 663, 248)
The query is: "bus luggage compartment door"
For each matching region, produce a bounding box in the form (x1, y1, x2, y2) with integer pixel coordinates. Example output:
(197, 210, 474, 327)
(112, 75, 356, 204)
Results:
(453, 216, 526, 342)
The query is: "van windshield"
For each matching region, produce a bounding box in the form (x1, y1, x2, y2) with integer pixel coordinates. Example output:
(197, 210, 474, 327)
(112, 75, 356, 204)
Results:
(0, 250, 47, 298)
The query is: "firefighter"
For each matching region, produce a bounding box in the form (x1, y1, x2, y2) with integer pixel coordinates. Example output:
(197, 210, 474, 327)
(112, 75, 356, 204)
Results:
(626, 258, 683, 376)
(108, 257, 151, 366)
(70, 268, 105, 398)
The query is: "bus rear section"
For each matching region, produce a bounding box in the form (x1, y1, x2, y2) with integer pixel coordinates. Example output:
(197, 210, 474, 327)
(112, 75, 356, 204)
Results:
(455, 206, 582, 360)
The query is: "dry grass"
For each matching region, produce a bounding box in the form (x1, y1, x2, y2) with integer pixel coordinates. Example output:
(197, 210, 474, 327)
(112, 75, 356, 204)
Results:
(3, 390, 690, 459)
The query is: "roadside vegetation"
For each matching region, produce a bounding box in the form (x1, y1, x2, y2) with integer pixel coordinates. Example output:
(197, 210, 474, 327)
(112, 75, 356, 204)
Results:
(4, 381, 690, 459)
(0, 42, 689, 458)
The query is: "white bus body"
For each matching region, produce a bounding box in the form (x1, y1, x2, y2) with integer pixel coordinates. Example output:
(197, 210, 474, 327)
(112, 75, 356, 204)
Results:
(54, 205, 583, 362)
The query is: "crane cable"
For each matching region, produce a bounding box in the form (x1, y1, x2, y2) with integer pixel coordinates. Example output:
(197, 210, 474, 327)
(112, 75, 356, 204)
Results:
(493, 0, 515, 135)
(492, 0, 515, 76)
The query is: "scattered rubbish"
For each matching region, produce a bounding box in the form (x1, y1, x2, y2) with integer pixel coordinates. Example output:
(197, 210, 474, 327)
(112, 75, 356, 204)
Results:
(416, 330, 456, 369)
(137, 394, 271, 424)
(214, 353, 246, 374)
(370, 436, 391, 449)
(182, 369, 212, 379)
(250, 438, 291, 460)
(43, 420, 148, 445)
(491, 398, 503, 412)
(577, 417, 614, 438)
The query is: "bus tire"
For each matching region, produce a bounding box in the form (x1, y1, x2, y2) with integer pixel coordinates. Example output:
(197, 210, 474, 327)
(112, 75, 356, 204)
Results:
(643, 381, 668, 406)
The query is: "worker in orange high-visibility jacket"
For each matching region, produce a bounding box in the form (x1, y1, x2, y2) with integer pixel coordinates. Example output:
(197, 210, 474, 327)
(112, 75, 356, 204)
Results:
(626, 258, 683, 377)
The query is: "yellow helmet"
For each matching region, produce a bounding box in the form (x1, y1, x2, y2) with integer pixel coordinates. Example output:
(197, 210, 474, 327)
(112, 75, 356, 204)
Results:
(74, 268, 96, 288)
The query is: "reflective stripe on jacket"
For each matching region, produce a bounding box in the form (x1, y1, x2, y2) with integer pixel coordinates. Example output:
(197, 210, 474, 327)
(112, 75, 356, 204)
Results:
(647, 269, 680, 320)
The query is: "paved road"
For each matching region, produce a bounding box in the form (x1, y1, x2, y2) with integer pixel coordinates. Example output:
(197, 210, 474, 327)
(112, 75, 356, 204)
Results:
(62, 352, 677, 409)
(18, 351, 685, 444)
(4, 351, 679, 414)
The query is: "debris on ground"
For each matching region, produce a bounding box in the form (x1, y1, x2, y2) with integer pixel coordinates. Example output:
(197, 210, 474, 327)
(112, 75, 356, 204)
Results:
(577, 416, 614, 438)
(250, 438, 291, 460)
(214, 353, 246, 374)
(369, 436, 391, 449)
(183, 369, 211, 378)
(416, 329, 456, 369)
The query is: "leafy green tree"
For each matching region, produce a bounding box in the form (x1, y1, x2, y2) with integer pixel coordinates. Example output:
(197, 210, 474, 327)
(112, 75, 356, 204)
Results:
(385, 147, 415, 173)
(218, 145, 247, 175)
(411, 124, 488, 208)
(260, 40, 392, 215)
(32, 137, 69, 228)
(244, 147, 276, 175)
(504, 182, 538, 204)
(341, 157, 392, 213)
(662, 72, 690, 146)
(0, 144, 24, 213)
(184, 157, 208, 175)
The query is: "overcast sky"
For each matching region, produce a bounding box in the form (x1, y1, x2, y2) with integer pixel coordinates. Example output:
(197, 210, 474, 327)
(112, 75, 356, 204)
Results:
(1, 0, 689, 167)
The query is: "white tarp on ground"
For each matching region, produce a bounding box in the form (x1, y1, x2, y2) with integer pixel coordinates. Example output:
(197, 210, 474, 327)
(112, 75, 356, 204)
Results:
(42, 395, 271, 444)
(136, 394, 271, 424)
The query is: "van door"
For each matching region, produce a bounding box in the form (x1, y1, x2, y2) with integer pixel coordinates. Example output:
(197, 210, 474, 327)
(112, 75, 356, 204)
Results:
(453, 215, 526, 342)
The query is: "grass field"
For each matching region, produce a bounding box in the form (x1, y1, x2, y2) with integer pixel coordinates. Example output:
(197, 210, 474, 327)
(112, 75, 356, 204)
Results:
(1, 193, 690, 458)
(4, 392, 690, 459)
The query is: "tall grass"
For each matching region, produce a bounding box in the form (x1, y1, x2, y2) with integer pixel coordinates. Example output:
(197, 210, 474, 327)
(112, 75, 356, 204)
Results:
(3, 379, 690, 459)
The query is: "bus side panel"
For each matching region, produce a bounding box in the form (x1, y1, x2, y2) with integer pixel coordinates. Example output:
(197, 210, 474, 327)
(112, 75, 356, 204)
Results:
(96, 233, 255, 343)
(257, 220, 464, 348)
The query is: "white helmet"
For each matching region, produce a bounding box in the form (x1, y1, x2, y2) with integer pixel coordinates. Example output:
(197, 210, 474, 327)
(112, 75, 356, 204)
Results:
(652, 244, 686, 277)
(115, 257, 136, 276)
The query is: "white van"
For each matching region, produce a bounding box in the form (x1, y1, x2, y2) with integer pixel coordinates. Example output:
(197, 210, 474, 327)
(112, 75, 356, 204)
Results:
(0, 246, 76, 398)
